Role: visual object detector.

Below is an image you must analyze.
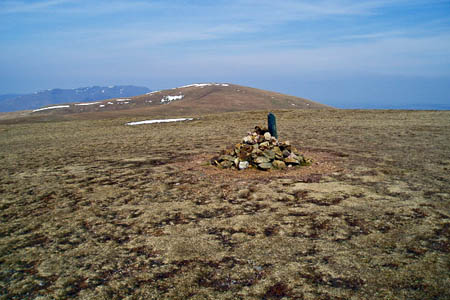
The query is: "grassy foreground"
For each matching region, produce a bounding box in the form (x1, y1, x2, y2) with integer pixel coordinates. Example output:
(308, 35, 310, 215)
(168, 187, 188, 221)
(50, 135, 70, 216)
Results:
(0, 109, 449, 299)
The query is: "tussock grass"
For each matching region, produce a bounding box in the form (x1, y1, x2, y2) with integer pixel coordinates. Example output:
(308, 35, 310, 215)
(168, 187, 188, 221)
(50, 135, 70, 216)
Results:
(0, 110, 449, 299)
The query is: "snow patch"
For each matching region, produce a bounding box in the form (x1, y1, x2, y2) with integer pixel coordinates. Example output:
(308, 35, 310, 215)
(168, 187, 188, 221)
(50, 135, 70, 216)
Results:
(75, 102, 101, 106)
(126, 118, 193, 126)
(146, 91, 160, 95)
(32, 105, 70, 112)
(107, 102, 114, 105)
(116, 98, 131, 102)
(178, 83, 230, 88)
(161, 95, 184, 103)
(99, 104, 105, 108)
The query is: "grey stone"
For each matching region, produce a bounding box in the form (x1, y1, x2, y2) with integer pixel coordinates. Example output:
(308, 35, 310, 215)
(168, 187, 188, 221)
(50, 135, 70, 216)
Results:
(259, 141, 270, 149)
(255, 156, 271, 164)
(258, 162, 273, 169)
(263, 149, 275, 160)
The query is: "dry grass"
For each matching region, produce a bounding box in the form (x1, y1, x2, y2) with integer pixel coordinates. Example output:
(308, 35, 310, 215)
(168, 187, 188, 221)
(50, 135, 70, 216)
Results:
(0, 84, 328, 123)
(0, 109, 449, 299)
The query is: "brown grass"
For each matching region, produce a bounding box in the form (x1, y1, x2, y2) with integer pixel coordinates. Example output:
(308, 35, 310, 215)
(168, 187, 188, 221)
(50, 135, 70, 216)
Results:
(0, 84, 329, 124)
(0, 109, 449, 299)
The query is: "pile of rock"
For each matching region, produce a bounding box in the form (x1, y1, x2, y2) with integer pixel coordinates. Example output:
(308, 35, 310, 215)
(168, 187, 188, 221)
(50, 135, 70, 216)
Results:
(211, 126, 310, 170)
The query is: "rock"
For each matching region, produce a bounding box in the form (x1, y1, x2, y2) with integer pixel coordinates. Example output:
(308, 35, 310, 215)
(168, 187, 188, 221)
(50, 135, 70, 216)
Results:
(284, 154, 300, 165)
(242, 135, 254, 145)
(239, 161, 249, 170)
(280, 141, 291, 151)
(273, 147, 283, 159)
(213, 125, 309, 171)
(258, 162, 273, 170)
(255, 156, 271, 164)
(220, 160, 234, 168)
(257, 134, 265, 143)
(263, 149, 275, 160)
(259, 141, 270, 149)
(219, 155, 235, 162)
(239, 144, 253, 160)
(272, 160, 286, 169)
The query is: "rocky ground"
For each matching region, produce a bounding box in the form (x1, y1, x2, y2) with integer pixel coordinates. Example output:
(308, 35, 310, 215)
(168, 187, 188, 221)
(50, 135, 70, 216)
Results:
(0, 109, 449, 299)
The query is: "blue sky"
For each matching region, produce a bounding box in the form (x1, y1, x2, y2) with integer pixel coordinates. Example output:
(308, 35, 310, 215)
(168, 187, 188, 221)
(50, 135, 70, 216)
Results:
(1, 0, 449, 108)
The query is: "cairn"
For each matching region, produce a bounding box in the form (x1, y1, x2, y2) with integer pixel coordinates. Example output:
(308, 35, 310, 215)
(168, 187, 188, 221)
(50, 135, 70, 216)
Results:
(211, 126, 310, 170)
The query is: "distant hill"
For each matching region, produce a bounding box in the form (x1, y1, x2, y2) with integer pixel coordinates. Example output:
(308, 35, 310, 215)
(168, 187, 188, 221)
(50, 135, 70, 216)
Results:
(0, 85, 151, 112)
(26, 83, 331, 118)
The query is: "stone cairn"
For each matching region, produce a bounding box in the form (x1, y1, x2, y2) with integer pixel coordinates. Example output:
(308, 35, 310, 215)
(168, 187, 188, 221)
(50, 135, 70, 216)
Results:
(211, 125, 310, 171)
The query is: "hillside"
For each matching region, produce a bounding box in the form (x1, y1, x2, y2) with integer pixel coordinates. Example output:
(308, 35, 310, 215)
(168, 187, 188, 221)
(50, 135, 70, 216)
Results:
(23, 83, 330, 120)
(0, 85, 151, 112)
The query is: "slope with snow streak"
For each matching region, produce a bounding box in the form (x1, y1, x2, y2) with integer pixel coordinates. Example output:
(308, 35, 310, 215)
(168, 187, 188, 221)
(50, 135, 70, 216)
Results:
(32, 105, 70, 112)
(161, 95, 184, 103)
(27, 83, 330, 117)
(178, 83, 229, 88)
(126, 118, 193, 125)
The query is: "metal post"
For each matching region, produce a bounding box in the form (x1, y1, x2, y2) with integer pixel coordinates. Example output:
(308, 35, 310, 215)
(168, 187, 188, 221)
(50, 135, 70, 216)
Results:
(268, 112, 278, 139)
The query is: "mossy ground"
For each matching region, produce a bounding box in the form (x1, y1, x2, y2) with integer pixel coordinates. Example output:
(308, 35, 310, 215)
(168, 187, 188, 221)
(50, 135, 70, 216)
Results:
(0, 109, 449, 299)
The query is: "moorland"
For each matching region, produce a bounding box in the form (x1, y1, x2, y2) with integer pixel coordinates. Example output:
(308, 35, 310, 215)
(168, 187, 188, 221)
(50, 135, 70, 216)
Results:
(0, 109, 449, 299)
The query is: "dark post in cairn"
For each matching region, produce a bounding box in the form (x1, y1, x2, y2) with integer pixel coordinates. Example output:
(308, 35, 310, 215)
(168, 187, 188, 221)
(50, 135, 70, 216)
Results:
(268, 112, 278, 139)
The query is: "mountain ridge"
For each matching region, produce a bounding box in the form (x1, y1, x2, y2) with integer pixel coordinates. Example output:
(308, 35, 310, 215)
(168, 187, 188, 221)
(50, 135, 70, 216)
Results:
(29, 83, 331, 117)
(0, 83, 332, 123)
(0, 85, 151, 112)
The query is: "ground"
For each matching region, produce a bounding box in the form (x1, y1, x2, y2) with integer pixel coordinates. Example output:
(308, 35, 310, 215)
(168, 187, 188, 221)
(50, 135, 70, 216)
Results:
(0, 109, 449, 299)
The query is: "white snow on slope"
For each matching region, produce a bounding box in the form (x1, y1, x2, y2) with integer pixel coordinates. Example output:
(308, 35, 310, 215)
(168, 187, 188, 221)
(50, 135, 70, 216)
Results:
(178, 83, 229, 88)
(161, 95, 184, 103)
(116, 98, 131, 102)
(75, 102, 101, 106)
(32, 105, 70, 112)
(146, 91, 160, 95)
(126, 118, 193, 126)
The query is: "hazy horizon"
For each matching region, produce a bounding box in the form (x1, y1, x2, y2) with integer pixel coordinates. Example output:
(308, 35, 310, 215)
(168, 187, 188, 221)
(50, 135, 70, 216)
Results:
(1, 0, 449, 109)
